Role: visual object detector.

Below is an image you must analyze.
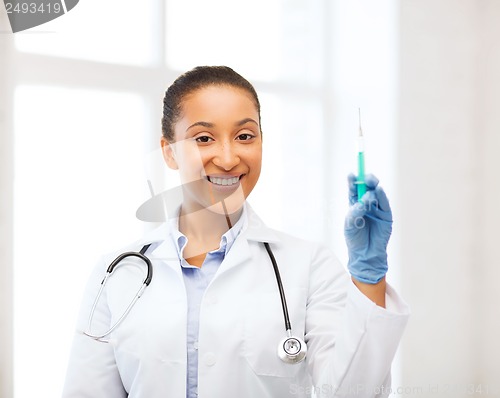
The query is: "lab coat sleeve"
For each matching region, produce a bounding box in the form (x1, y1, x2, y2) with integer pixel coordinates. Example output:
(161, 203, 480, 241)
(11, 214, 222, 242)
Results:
(305, 245, 409, 398)
(62, 258, 127, 398)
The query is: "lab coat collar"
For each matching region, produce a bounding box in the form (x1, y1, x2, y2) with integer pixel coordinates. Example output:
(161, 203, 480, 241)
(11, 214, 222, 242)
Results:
(135, 202, 281, 276)
(210, 202, 281, 278)
(240, 203, 281, 243)
(137, 202, 281, 246)
(168, 205, 247, 259)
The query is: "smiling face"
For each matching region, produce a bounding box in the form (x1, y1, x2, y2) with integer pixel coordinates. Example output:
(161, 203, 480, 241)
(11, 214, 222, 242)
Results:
(161, 84, 262, 216)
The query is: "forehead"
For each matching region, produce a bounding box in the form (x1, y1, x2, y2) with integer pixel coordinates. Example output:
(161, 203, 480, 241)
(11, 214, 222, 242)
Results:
(179, 85, 259, 120)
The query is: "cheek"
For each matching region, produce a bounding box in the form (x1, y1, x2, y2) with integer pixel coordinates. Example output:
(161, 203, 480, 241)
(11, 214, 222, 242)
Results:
(248, 148, 263, 173)
(243, 150, 262, 190)
(176, 144, 206, 175)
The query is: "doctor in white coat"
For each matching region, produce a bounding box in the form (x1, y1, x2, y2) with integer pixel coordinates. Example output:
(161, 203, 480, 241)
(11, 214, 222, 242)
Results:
(63, 66, 409, 398)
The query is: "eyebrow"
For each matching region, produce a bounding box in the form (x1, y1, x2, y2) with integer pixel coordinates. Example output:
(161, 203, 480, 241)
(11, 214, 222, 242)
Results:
(236, 118, 259, 127)
(186, 121, 214, 132)
(186, 118, 259, 132)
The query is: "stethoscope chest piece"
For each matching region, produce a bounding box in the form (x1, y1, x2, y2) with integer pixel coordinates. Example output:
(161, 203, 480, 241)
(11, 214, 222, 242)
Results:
(87, 240, 309, 366)
(263, 241, 308, 365)
(277, 333, 307, 364)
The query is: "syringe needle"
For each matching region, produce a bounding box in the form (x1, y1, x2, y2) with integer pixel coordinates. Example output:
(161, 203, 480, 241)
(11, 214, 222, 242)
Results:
(356, 108, 366, 202)
(358, 108, 363, 137)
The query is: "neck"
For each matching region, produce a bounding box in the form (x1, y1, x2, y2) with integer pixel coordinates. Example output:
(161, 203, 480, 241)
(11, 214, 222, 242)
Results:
(178, 205, 243, 242)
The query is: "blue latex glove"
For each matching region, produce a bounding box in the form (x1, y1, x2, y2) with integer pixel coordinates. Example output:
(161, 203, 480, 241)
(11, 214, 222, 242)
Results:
(344, 173, 393, 284)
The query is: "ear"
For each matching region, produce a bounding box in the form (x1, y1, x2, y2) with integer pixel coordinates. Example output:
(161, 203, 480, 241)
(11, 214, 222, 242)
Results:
(161, 137, 179, 170)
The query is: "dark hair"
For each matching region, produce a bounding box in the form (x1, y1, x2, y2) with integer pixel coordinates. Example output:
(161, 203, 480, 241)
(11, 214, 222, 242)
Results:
(161, 66, 261, 141)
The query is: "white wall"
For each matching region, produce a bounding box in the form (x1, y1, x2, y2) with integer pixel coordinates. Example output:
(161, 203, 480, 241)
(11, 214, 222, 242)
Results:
(477, 2, 500, 389)
(398, 1, 500, 396)
(0, 7, 14, 398)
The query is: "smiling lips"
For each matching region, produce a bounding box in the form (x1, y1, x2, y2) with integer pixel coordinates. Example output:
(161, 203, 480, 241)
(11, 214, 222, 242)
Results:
(206, 175, 242, 192)
(208, 176, 240, 186)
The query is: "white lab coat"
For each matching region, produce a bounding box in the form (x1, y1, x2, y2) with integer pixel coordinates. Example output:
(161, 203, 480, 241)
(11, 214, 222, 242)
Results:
(63, 205, 409, 398)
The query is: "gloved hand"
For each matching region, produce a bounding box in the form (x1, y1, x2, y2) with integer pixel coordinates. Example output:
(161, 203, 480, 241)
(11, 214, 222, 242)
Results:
(344, 173, 393, 284)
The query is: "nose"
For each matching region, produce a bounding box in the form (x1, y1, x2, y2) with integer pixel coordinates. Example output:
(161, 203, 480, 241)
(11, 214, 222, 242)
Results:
(212, 141, 240, 171)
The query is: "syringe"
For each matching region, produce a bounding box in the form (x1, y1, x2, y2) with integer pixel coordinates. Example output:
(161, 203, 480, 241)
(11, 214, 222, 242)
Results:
(356, 108, 366, 202)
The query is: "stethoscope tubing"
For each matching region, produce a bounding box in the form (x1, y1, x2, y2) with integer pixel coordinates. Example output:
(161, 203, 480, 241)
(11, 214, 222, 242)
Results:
(84, 245, 152, 341)
(263, 242, 292, 333)
(84, 241, 307, 363)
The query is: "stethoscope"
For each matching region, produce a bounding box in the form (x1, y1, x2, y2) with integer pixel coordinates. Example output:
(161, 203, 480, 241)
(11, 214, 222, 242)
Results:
(85, 242, 307, 364)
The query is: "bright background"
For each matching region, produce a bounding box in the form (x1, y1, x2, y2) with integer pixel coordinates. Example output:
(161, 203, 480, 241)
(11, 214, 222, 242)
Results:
(1, 0, 499, 397)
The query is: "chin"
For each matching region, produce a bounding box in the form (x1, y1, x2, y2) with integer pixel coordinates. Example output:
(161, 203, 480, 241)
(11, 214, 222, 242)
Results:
(205, 186, 247, 216)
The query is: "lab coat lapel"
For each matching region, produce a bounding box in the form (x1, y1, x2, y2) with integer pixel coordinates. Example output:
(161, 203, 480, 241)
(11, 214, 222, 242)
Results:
(243, 203, 281, 244)
(141, 225, 183, 280)
(133, 203, 280, 279)
(216, 235, 252, 276)
(215, 204, 280, 277)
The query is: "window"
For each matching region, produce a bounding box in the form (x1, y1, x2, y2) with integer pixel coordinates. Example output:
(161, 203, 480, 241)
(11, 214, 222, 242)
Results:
(11, 1, 398, 396)
(13, 86, 146, 397)
(15, 0, 159, 66)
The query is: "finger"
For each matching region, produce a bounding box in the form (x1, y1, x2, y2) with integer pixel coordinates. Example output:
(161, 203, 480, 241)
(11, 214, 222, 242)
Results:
(362, 188, 393, 222)
(346, 200, 367, 220)
(360, 190, 378, 210)
(347, 173, 358, 204)
(364, 174, 379, 190)
(347, 173, 357, 193)
(374, 185, 391, 212)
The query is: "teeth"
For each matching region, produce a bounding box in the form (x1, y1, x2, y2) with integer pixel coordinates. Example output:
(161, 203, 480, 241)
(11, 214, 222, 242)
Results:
(209, 177, 239, 186)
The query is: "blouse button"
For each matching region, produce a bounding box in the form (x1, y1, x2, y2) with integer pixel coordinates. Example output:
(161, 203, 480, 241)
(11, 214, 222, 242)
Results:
(203, 352, 217, 366)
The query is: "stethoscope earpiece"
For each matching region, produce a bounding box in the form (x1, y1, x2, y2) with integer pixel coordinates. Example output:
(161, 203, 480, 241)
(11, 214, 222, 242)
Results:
(278, 334, 307, 364)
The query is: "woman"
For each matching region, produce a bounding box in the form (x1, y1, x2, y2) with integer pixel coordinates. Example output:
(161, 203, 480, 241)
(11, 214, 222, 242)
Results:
(63, 66, 409, 398)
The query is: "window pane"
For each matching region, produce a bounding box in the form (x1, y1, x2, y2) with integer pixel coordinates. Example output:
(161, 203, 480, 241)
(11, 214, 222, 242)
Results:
(165, 0, 281, 81)
(165, 0, 325, 84)
(15, 0, 159, 66)
(13, 86, 146, 397)
(251, 93, 326, 243)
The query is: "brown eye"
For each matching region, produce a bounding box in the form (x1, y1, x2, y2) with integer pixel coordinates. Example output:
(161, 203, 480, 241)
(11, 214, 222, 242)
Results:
(195, 136, 213, 143)
(236, 133, 255, 141)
